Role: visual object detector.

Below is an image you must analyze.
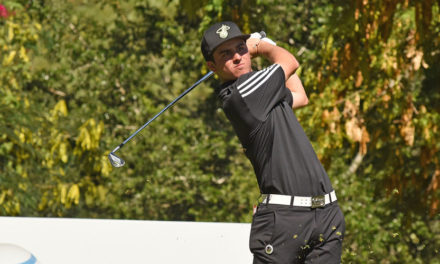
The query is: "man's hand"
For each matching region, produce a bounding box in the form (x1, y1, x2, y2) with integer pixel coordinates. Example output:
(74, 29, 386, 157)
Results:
(246, 36, 261, 58)
(247, 32, 277, 58)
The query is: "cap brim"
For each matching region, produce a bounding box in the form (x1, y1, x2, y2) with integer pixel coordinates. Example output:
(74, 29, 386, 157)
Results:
(210, 34, 251, 56)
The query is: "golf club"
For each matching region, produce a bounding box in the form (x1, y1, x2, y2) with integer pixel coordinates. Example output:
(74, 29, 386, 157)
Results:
(108, 70, 214, 167)
(108, 31, 268, 167)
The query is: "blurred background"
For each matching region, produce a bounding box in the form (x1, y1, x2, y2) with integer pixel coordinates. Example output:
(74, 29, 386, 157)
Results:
(0, 0, 439, 263)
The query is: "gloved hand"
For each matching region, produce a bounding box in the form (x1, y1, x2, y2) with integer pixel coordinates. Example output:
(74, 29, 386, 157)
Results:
(250, 32, 277, 46)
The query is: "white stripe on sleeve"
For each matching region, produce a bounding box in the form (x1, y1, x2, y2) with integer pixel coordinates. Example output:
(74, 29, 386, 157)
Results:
(240, 64, 281, 97)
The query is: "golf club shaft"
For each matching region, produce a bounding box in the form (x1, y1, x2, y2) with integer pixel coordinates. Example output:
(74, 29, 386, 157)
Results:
(112, 71, 214, 153)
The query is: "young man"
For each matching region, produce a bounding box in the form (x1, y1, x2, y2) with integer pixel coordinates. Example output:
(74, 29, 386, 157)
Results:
(201, 21, 345, 264)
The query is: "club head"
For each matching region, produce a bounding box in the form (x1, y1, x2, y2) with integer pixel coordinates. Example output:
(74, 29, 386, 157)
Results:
(108, 152, 125, 167)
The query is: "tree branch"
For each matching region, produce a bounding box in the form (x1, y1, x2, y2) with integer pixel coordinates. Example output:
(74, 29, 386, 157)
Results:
(342, 150, 365, 178)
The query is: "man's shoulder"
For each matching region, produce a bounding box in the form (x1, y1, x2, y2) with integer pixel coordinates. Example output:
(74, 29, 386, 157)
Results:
(216, 64, 283, 96)
(238, 64, 281, 84)
(235, 64, 283, 97)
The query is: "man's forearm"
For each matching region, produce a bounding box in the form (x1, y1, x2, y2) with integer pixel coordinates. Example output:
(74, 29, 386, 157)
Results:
(247, 37, 299, 80)
(255, 40, 299, 80)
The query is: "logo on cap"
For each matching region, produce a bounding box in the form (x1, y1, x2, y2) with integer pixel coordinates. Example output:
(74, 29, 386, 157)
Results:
(216, 24, 230, 39)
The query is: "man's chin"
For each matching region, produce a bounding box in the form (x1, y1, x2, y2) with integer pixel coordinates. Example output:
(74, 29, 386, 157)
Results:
(234, 68, 251, 77)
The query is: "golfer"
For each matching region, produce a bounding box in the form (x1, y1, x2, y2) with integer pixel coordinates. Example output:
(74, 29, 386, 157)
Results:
(201, 21, 345, 263)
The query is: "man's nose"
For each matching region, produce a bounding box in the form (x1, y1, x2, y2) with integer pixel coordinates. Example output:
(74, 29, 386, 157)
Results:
(232, 51, 242, 62)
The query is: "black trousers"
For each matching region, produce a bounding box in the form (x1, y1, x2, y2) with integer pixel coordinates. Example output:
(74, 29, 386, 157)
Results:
(249, 202, 345, 264)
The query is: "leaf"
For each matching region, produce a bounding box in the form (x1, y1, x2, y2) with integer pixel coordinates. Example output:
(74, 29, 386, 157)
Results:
(19, 46, 29, 62)
(7, 24, 14, 41)
(345, 118, 362, 142)
(60, 142, 68, 163)
(360, 126, 370, 155)
(60, 184, 67, 205)
(52, 100, 68, 117)
(3, 50, 16, 66)
(0, 191, 6, 204)
(355, 71, 363, 87)
(67, 184, 80, 205)
(400, 107, 415, 146)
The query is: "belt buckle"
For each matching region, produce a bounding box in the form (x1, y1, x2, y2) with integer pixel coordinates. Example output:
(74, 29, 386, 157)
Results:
(311, 195, 325, 208)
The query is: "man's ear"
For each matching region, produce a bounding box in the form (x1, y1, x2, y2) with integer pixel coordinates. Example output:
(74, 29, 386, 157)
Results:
(206, 61, 216, 72)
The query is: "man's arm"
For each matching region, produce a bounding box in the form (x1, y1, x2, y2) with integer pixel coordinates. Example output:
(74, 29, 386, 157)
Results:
(286, 73, 309, 109)
(247, 38, 299, 80)
(247, 35, 307, 109)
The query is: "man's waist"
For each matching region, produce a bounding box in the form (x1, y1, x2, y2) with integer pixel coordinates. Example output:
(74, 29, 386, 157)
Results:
(261, 191, 337, 208)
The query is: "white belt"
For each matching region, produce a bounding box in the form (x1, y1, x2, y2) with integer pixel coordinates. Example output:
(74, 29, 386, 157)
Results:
(261, 191, 337, 208)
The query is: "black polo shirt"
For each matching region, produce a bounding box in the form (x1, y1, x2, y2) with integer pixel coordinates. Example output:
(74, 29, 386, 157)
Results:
(216, 64, 333, 196)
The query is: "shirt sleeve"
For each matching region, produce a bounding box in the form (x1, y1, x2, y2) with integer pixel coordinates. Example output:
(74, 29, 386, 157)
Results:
(237, 64, 290, 120)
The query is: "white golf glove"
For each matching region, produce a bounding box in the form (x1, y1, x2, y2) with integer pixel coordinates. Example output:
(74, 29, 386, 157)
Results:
(250, 32, 277, 46)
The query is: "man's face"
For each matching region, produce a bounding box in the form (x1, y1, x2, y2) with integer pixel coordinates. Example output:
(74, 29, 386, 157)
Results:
(207, 38, 252, 82)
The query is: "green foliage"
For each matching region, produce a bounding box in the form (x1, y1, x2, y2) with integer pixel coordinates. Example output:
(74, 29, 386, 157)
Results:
(0, 0, 439, 263)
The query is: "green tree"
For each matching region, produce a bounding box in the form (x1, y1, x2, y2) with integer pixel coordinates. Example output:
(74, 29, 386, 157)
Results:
(1, 0, 439, 263)
(261, 0, 440, 262)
